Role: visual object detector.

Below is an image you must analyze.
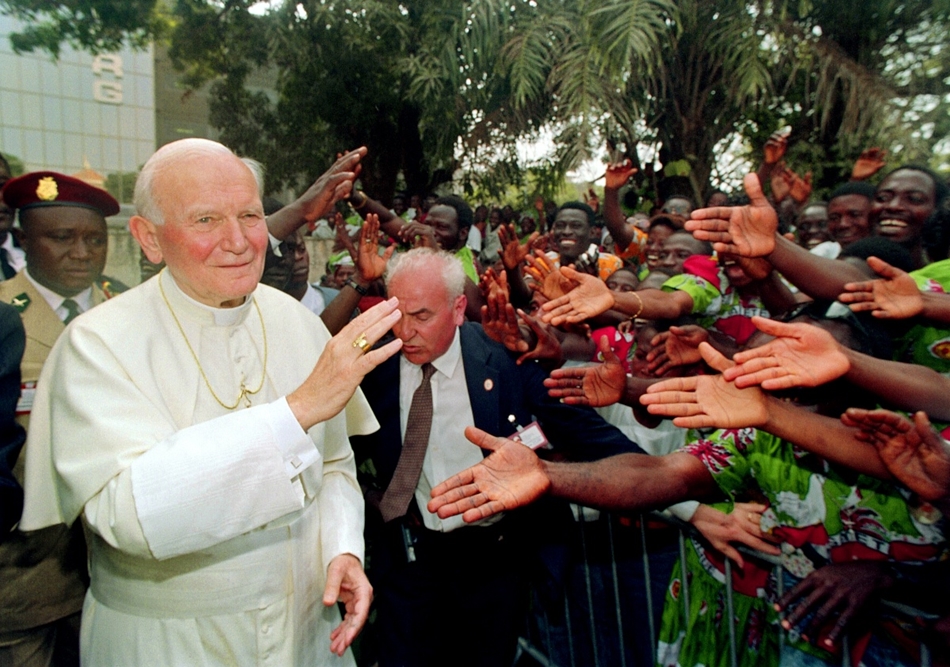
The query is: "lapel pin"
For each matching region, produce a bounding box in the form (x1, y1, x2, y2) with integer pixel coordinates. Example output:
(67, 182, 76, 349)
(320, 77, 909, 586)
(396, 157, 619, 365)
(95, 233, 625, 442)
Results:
(483, 379, 493, 391)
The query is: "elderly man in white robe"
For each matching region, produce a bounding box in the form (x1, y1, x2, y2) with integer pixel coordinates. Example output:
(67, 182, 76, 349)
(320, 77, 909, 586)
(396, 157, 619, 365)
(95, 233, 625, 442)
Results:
(18, 138, 404, 665)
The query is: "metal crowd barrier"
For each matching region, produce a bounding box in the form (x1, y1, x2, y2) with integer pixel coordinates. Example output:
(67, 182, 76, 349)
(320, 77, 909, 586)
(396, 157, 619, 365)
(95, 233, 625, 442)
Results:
(514, 510, 941, 667)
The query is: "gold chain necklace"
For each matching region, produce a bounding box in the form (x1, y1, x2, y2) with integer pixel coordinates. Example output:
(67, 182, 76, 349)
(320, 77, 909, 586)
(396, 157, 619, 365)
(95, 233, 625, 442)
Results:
(158, 271, 268, 410)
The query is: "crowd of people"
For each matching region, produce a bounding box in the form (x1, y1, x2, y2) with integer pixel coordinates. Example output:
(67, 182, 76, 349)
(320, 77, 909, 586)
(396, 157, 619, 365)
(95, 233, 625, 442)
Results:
(0, 130, 948, 667)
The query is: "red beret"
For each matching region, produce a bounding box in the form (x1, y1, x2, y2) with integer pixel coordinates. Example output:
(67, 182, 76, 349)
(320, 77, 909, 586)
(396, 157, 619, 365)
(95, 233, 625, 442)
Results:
(1, 171, 120, 218)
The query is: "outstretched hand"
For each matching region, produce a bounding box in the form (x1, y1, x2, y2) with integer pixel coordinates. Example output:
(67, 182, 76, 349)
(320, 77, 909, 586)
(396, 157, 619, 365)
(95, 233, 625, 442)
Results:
(723, 317, 850, 389)
(539, 267, 614, 325)
(841, 409, 950, 503)
(516, 309, 564, 366)
(480, 271, 530, 355)
(324, 553, 373, 656)
(543, 336, 625, 406)
(686, 173, 777, 257)
(647, 325, 708, 376)
(640, 343, 769, 429)
(839, 256, 923, 319)
(525, 251, 578, 301)
(427, 426, 550, 523)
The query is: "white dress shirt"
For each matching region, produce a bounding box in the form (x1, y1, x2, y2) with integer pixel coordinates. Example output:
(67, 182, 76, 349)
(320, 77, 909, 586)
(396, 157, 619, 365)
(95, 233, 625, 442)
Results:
(23, 268, 93, 322)
(399, 328, 484, 533)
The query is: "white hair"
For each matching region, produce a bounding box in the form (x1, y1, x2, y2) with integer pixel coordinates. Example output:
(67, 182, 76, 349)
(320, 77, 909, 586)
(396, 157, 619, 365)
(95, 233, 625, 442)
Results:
(385, 247, 466, 301)
(133, 138, 264, 225)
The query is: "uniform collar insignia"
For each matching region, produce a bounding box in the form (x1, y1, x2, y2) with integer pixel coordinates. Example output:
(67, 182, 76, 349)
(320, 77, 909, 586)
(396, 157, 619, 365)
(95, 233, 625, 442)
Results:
(11, 293, 31, 312)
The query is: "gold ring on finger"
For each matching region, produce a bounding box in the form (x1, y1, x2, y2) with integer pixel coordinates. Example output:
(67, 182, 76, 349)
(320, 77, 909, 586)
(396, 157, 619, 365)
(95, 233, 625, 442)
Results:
(352, 332, 371, 354)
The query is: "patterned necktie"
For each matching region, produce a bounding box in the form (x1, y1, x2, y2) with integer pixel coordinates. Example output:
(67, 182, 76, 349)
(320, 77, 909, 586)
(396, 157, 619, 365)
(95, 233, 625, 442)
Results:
(379, 363, 437, 523)
(62, 298, 81, 325)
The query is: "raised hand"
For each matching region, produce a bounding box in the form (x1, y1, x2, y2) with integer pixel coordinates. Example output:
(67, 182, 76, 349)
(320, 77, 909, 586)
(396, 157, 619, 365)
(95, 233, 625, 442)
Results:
(334, 211, 358, 256)
(723, 317, 850, 390)
(480, 273, 530, 355)
(640, 343, 769, 429)
(525, 251, 579, 301)
(297, 147, 367, 223)
(763, 130, 789, 166)
(539, 267, 614, 326)
(851, 147, 886, 181)
(770, 162, 791, 202)
(604, 159, 638, 190)
(775, 561, 894, 650)
(783, 167, 813, 204)
(516, 309, 564, 366)
(324, 553, 373, 656)
(647, 325, 708, 376)
(839, 256, 923, 319)
(688, 502, 779, 568)
(686, 173, 777, 257)
(427, 426, 550, 523)
(356, 213, 394, 282)
(841, 409, 950, 503)
(543, 336, 625, 406)
(498, 223, 537, 271)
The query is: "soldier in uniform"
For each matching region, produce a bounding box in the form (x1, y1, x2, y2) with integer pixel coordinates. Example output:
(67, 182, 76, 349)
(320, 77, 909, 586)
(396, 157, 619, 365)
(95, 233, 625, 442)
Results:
(0, 171, 120, 667)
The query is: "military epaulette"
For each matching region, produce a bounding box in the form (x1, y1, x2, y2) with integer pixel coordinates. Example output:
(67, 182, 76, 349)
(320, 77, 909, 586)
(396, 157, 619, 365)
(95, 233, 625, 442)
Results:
(9, 293, 30, 313)
(97, 277, 129, 299)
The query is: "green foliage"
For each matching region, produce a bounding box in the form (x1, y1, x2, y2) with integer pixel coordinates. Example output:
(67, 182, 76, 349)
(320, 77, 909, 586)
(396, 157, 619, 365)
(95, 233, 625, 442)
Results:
(2, 0, 947, 203)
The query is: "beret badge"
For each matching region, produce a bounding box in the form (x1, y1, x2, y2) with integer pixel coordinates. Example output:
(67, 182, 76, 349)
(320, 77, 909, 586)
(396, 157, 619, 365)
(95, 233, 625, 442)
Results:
(36, 176, 59, 202)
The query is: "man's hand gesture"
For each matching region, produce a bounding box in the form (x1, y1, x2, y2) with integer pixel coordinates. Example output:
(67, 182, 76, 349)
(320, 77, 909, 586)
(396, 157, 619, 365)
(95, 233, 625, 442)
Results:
(427, 426, 550, 523)
(355, 214, 394, 283)
(324, 553, 373, 656)
(723, 317, 850, 390)
(604, 159, 637, 190)
(543, 336, 625, 406)
(686, 173, 777, 257)
(839, 256, 923, 319)
(640, 343, 769, 429)
(851, 147, 886, 181)
(539, 267, 614, 325)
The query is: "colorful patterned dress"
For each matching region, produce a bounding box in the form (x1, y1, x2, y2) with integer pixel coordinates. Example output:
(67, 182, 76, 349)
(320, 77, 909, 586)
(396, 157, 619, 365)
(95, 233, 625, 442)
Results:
(656, 427, 946, 667)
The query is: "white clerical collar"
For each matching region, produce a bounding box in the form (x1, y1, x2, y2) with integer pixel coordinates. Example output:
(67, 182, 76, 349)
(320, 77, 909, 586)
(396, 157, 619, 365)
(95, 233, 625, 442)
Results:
(24, 267, 93, 313)
(160, 269, 254, 327)
(400, 326, 462, 380)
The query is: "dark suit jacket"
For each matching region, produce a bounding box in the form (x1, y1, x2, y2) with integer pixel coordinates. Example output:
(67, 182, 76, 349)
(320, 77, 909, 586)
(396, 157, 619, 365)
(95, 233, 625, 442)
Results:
(352, 322, 642, 501)
(0, 302, 26, 539)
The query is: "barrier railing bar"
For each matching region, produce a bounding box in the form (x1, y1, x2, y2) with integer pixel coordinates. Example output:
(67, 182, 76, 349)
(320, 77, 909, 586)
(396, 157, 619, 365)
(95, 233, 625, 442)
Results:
(606, 517, 628, 667)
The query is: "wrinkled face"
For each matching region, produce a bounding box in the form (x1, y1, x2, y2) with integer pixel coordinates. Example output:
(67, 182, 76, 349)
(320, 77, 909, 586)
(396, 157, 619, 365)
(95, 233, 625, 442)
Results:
(797, 205, 830, 249)
(661, 197, 692, 217)
(645, 225, 674, 271)
(552, 208, 592, 262)
(827, 194, 872, 247)
(657, 234, 704, 277)
(425, 204, 467, 251)
(389, 266, 466, 365)
(871, 170, 937, 245)
(606, 269, 639, 293)
(144, 153, 268, 308)
(19, 206, 108, 297)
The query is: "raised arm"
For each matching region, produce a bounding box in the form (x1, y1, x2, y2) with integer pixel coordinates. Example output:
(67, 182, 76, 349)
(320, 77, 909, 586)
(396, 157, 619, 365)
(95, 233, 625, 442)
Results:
(426, 426, 716, 523)
(267, 148, 367, 240)
(602, 160, 638, 251)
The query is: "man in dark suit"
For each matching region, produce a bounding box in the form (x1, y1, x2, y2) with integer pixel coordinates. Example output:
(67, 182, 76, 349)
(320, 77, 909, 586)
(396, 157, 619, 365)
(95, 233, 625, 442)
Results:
(351, 248, 641, 667)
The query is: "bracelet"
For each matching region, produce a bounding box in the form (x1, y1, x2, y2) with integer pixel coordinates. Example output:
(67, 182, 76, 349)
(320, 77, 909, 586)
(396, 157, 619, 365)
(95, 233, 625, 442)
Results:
(345, 279, 368, 296)
(629, 291, 644, 319)
(351, 191, 368, 210)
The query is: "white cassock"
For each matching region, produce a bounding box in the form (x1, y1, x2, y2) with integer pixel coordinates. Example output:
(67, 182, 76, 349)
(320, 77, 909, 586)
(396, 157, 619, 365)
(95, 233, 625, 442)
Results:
(20, 270, 378, 666)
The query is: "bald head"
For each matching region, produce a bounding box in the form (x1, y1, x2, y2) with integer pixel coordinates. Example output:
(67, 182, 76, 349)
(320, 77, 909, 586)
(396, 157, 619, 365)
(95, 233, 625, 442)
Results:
(134, 139, 263, 224)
